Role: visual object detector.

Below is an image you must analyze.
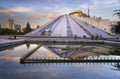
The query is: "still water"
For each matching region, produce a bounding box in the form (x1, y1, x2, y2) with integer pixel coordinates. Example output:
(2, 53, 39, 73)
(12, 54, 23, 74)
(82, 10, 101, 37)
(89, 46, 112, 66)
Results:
(0, 43, 120, 79)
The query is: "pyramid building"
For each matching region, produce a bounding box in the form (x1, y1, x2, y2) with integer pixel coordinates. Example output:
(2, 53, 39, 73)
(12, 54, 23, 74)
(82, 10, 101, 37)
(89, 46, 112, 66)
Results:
(26, 15, 115, 38)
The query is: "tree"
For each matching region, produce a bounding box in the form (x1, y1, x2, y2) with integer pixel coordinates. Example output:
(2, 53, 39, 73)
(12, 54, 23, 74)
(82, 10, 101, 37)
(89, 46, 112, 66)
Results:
(0, 24, 1, 29)
(36, 25, 40, 29)
(111, 9, 120, 34)
(111, 22, 120, 34)
(113, 9, 120, 19)
(23, 22, 32, 34)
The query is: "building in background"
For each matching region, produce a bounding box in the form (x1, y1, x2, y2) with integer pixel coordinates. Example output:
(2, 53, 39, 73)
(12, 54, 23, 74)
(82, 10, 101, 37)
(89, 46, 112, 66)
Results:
(14, 24, 21, 32)
(78, 16, 113, 33)
(69, 9, 113, 33)
(69, 10, 88, 17)
(6, 19, 14, 29)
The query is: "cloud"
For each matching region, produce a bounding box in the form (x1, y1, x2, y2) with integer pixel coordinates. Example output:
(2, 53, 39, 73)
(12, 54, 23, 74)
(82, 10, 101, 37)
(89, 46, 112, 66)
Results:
(8, 13, 17, 17)
(0, 7, 32, 17)
(48, 14, 59, 19)
(80, 3, 89, 9)
(29, 13, 59, 20)
(80, 0, 120, 10)
(43, 6, 51, 11)
(0, 7, 32, 13)
(48, 0, 61, 2)
(0, 9, 17, 17)
(29, 13, 46, 20)
(0, 55, 20, 62)
(11, 7, 32, 12)
(56, 7, 73, 14)
(0, 10, 12, 13)
(43, 4, 74, 14)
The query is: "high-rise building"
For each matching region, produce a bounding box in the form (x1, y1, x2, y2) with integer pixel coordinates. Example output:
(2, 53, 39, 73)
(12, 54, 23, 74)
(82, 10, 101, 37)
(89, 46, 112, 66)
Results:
(6, 19, 14, 29)
(14, 24, 21, 31)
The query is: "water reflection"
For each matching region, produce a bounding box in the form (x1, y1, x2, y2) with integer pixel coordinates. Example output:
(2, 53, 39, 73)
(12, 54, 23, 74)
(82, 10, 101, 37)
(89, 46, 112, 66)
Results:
(1, 43, 120, 61)
(0, 43, 120, 79)
(36, 44, 120, 60)
(26, 43, 30, 49)
(113, 63, 120, 71)
(7, 48, 14, 50)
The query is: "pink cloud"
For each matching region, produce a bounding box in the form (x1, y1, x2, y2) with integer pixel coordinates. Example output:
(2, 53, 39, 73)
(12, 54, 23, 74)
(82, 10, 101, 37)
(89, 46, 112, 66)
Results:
(11, 7, 32, 12)
(48, 14, 59, 19)
(29, 13, 46, 20)
(0, 9, 17, 17)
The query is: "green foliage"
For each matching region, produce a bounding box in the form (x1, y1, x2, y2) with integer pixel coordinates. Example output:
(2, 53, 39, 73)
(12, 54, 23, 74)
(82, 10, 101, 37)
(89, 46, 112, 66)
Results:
(36, 25, 40, 29)
(0, 22, 33, 35)
(111, 9, 120, 34)
(23, 22, 32, 34)
(0, 28, 23, 35)
(111, 21, 120, 34)
(113, 9, 120, 19)
(0, 24, 1, 29)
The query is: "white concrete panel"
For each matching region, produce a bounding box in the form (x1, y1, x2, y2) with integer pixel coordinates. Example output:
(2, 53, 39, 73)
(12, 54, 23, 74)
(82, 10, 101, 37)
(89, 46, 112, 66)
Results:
(68, 15, 89, 37)
(51, 15, 67, 36)
(73, 16, 115, 38)
(26, 14, 115, 38)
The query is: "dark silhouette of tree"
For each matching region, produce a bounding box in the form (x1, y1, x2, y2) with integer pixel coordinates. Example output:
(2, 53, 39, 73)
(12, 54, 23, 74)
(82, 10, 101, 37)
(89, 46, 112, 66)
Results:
(0, 28, 23, 35)
(0, 24, 1, 29)
(113, 9, 120, 19)
(23, 22, 32, 34)
(113, 63, 120, 71)
(111, 22, 120, 34)
(36, 25, 40, 29)
(111, 9, 120, 34)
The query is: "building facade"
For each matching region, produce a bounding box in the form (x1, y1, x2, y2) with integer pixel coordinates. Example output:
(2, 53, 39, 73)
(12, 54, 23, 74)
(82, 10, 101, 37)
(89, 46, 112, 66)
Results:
(78, 16, 113, 33)
(6, 19, 14, 29)
(14, 24, 21, 31)
(69, 10, 88, 17)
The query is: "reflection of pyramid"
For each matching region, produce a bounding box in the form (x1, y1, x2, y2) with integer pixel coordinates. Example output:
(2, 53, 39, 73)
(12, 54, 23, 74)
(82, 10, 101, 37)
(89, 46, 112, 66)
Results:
(48, 45, 95, 58)
(20, 44, 120, 64)
(26, 43, 30, 49)
(26, 15, 115, 38)
(46, 45, 113, 60)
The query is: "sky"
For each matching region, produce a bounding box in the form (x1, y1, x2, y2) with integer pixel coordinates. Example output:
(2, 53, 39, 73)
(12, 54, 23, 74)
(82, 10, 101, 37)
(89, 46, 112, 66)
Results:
(0, 0, 120, 28)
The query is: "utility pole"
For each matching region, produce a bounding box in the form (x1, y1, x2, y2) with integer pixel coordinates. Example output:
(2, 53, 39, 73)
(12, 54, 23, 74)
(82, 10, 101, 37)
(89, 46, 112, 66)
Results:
(88, 6, 90, 17)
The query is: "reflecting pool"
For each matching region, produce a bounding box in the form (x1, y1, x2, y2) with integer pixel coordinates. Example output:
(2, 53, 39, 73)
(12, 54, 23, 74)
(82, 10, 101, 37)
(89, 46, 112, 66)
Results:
(0, 43, 120, 79)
